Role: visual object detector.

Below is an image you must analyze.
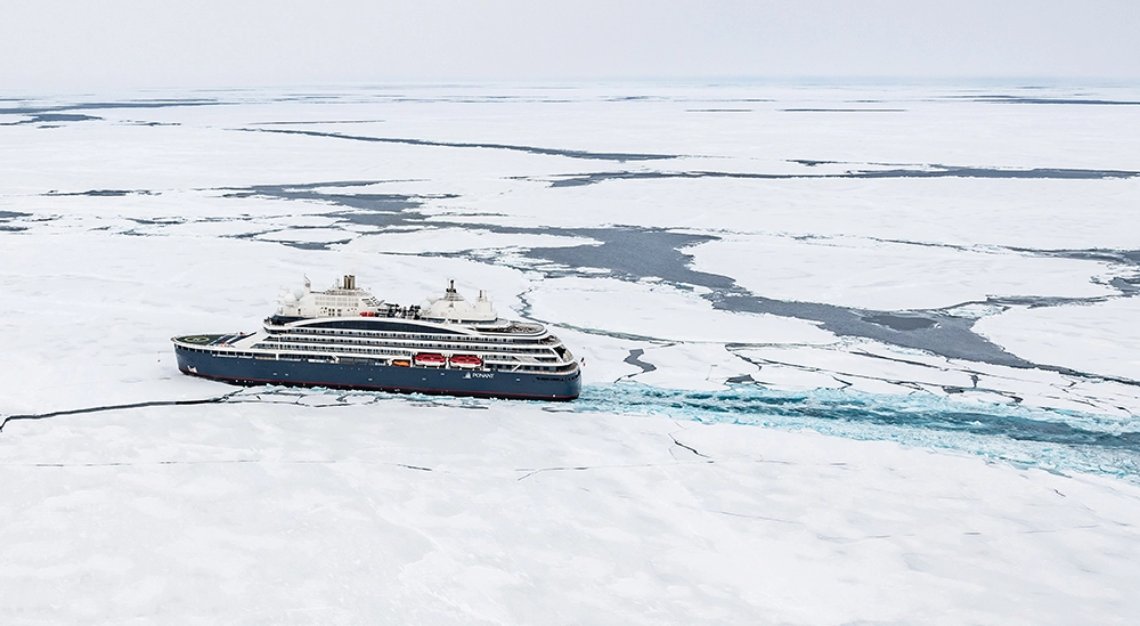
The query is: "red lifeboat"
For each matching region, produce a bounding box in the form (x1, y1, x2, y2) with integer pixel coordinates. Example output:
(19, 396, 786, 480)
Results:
(449, 354, 483, 369)
(413, 352, 447, 367)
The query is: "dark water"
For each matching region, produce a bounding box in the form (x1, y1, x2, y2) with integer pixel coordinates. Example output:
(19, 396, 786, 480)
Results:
(545, 165, 1140, 187)
(243, 128, 679, 162)
(861, 314, 937, 331)
(46, 189, 153, 197)
(715, 293, 1028, 366)
(622, 349, 657, 376)
(517, 227, 1030, 367)
(0, 113, 102, 126)
(781, 108, 906, 112)
(217, 181, 441, 232)
(966, 96, 1140, 106)
(854, 166, 1140, 180)
(278, 239, 353, 251)
(0, 99, 220, 116)
(687, 108, 754, 113)
(253, 120, 387, 125)
(525, 228, 733, 288)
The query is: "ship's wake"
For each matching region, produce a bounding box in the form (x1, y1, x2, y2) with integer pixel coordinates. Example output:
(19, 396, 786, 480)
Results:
(5, 381, 1136, 482)
(569, 383, 1140, 481)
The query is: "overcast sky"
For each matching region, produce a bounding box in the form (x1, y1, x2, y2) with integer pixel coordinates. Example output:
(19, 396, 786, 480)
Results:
(2, 0, 1137, 90)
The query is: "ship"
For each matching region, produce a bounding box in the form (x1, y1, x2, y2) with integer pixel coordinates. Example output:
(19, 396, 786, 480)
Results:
(172, 275, 581, 400)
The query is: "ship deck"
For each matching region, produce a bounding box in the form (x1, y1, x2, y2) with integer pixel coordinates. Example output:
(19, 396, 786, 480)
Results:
(174, 333, 248, 346)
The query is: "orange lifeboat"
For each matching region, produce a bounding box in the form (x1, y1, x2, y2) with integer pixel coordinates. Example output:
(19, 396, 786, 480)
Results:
(413, 353, 447, 367)
(449, 354, 483, 369)
(391, 358, 411, 367)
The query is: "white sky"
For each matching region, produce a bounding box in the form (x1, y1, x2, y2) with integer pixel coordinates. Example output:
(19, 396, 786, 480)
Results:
(1, 0, 1137, 90)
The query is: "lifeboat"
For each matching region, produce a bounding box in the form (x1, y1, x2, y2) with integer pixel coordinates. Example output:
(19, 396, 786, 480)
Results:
(449, 354, 483, 369)
(391, 358, 411, 367)
(413, 353, 447, 367)
(359, 310, 377, 317)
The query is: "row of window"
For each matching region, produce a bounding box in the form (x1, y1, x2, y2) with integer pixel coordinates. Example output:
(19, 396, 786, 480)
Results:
(253, 341, 561, 364)
(260, 334, 562, 357)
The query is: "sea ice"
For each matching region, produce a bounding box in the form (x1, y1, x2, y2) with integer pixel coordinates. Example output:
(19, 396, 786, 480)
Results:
(976, 298, 1140, 382)
(3, 83, 1140, 624)
(526, 276, 835, 344)
(2, 401, 1139, 625)
(688, 233, 1117, 310)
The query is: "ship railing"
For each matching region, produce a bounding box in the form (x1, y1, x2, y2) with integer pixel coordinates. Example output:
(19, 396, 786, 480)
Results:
(479, 322, 545, 335)
(251, 340, 576, 363)
(481, 354, 579, 373)
(268, 326, 552, 345)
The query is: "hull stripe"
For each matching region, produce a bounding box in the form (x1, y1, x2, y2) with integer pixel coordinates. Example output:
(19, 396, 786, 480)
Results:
(179, 368, 578, 401)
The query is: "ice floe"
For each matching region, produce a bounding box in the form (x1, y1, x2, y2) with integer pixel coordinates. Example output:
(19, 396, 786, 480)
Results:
(976, 298, 1140, 382)
(688, 234, 1118, 310)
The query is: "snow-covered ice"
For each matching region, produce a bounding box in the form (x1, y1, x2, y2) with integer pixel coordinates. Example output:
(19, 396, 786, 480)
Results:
(976, 297, 1140, 382)
(688, 234, 1118, 310)
(3, 397, 1140, 625)
(526, 276, 836, 343)
(2, 83, 1140, 623)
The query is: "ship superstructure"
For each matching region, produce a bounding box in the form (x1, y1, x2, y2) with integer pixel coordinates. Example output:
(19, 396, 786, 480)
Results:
(172, 275, 581, 400)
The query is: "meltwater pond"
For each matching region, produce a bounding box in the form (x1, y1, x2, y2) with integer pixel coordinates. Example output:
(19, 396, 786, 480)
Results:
(568, 384, 1140, 481)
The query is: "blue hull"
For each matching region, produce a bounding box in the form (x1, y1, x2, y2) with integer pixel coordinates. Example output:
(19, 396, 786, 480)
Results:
(174, 345, 580, 401)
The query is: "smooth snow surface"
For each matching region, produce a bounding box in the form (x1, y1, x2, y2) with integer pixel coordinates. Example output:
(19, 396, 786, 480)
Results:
(3, 396, 1140, 625)
(976, 298, 1140, 382)
(2, 84, 1139, 623)
(689, 234, 1117, 310)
